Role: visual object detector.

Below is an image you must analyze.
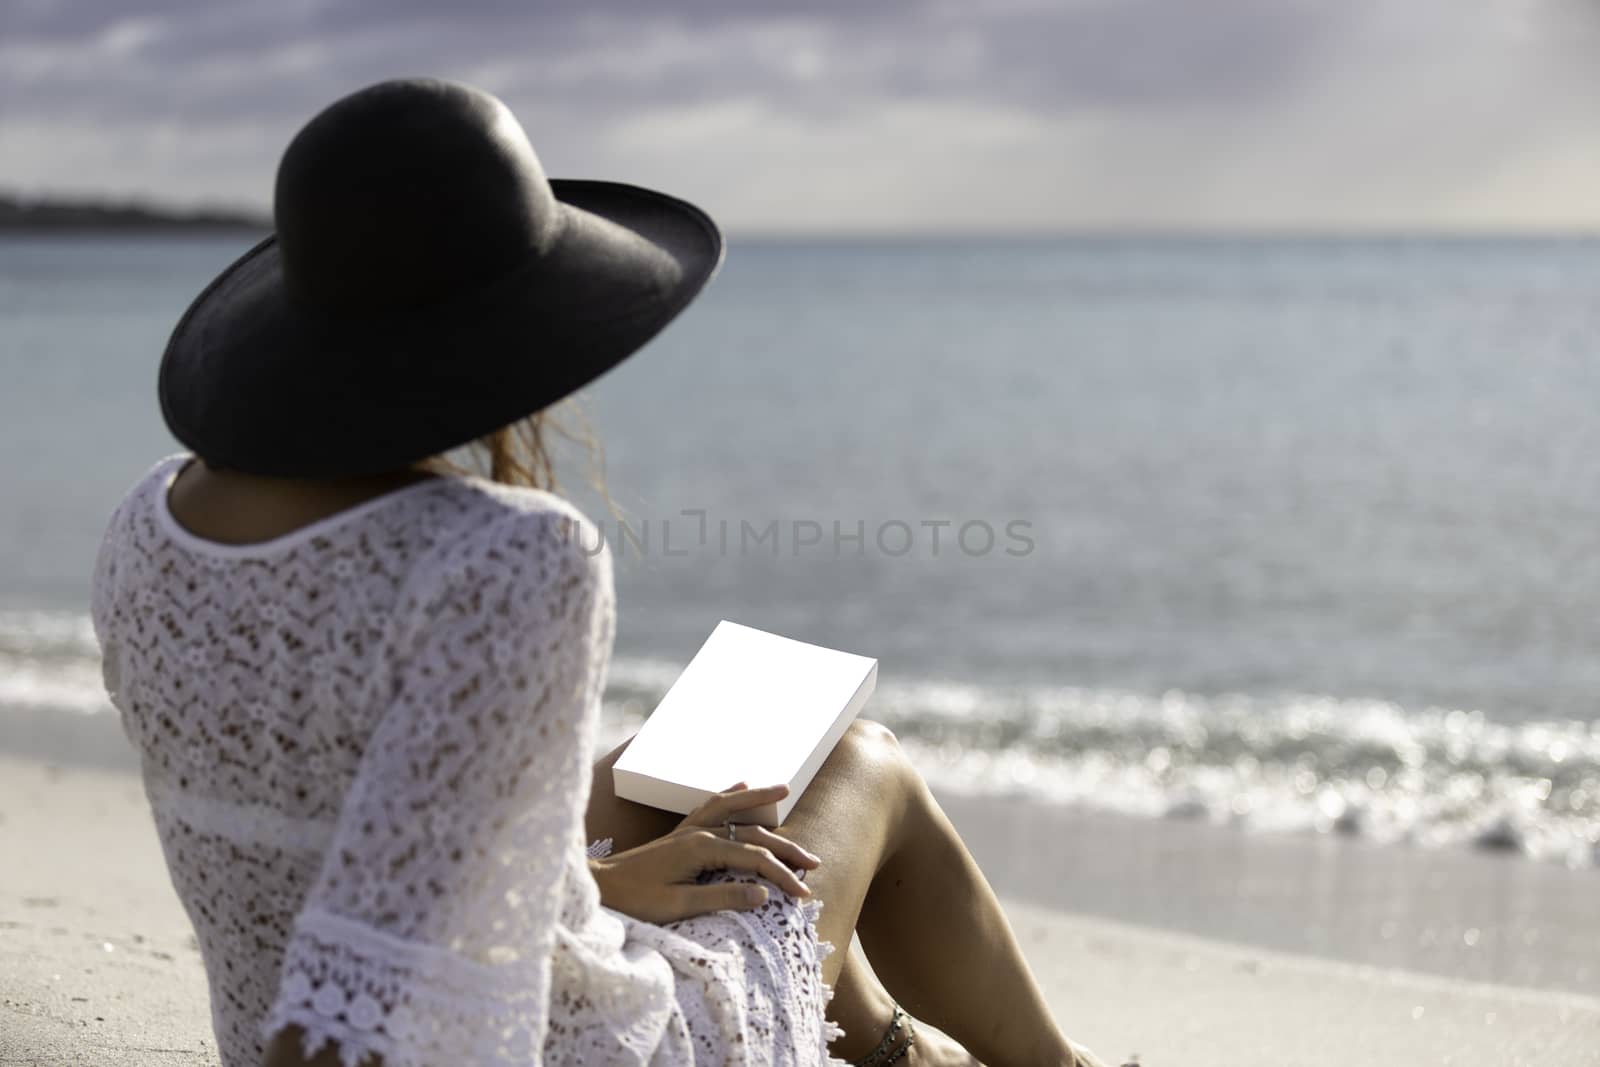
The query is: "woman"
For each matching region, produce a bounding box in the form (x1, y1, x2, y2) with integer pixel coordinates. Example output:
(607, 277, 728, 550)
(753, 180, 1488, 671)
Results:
(90, 78, 1114, 1067)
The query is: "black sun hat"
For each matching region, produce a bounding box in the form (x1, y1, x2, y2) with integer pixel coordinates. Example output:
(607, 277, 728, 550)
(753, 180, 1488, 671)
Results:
(158, 76, 724, 478)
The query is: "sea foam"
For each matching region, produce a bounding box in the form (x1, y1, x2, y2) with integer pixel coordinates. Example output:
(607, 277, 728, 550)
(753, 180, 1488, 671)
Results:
(8, 610, 1598, 868)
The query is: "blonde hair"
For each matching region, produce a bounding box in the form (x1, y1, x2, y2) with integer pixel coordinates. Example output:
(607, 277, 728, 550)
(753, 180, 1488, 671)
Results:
(420, 398, 610, 503)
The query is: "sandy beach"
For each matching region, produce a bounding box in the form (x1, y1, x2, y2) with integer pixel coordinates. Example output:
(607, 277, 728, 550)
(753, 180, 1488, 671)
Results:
(3, 753, 1596, 1067)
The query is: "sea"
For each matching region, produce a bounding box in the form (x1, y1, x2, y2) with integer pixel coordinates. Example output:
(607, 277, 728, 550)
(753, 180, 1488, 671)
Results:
(4, 232, 1600, 871)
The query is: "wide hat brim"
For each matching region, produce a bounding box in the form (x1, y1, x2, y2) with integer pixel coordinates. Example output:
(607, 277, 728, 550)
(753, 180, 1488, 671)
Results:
(158, 180, 723, 478)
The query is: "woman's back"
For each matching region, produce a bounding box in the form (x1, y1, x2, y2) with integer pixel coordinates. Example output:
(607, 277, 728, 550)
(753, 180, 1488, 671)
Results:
(94, 454, 844, 1067)
(90, 454, 656, 1065)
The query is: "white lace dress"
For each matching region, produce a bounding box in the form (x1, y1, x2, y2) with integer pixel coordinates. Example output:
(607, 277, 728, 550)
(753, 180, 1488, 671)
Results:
(90, 454, 848, 1067)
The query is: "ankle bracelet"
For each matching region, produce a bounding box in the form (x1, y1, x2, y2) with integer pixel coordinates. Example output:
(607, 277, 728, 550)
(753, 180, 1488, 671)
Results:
(849, 1003, 916, 1067)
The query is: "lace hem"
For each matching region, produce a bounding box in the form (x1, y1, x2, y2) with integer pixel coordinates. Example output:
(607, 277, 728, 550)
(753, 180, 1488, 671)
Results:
(261, 908, 552, 1067)
(725, 884, 849, 1065)
(590, 837, 850, 1065)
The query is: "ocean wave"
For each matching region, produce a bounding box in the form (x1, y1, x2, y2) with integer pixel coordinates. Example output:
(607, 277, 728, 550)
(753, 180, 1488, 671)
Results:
(0, 609, 100, 661)
(6, 610, 1597, 868)
(0, 610, 108, 713)
(598, 666, 1600, 869)
(867, 683, 1600, 869)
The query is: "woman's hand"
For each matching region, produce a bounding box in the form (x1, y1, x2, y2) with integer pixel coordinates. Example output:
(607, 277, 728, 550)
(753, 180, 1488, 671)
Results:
(588, 782, 822, 924)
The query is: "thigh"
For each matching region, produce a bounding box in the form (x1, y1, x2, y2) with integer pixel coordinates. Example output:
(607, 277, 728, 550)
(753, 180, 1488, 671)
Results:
(587, 721, 911, 989)
(765, 719, 911, 987)
(585, 736, 681, 853)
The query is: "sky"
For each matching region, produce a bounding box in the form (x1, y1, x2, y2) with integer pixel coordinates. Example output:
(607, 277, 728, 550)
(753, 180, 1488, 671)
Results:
(3, 0, 1600, 233)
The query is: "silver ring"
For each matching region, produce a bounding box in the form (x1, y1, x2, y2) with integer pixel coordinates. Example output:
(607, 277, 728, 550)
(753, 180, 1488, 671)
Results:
(725, 819, 738, 841)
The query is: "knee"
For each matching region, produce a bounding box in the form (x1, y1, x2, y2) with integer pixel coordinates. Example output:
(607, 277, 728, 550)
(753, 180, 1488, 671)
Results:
(838, 716, 902, 767)
(831, 718, 929, 829)
(592, 735, 631, 778)
(845, 716, 900, 752)
(835, 717, 917, 788)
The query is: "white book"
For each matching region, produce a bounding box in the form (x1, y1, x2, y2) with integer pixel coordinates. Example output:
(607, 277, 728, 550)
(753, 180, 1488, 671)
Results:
(612, 620, 878, 826)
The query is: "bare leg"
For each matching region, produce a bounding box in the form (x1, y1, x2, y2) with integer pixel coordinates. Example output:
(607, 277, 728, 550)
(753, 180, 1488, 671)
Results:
(587, 735, 959, 1062)
(828, 937, 984, 1067)
(586, 722, 1099, 1066)
(827, 939, 908, 1061)
(774, 720, 1083, 1067)
(585, 738, 933, 1062)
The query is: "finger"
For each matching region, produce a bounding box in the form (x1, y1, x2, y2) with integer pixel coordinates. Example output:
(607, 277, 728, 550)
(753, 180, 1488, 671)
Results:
(686, 784, 790, 826)
(698, 838, 811, 899)
(736, 825, 821, 869)
(668, 880, 770, 920)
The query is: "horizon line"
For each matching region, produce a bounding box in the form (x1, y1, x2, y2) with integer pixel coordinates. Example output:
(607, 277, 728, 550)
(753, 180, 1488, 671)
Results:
(6, 189, 1600, 242)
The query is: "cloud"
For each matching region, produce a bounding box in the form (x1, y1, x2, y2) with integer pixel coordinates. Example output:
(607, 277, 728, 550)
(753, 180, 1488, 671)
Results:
(2, 0, 1343, 120)
(2, 0, 1596, 230)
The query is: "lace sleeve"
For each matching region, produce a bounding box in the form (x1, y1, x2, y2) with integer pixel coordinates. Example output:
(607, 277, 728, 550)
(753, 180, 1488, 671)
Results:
(89, 499, 126, 706)
(261, 507, 615, 1067)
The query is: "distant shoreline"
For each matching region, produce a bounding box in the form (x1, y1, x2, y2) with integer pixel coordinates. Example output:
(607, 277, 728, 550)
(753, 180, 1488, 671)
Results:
(0, 193, 268, 233)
